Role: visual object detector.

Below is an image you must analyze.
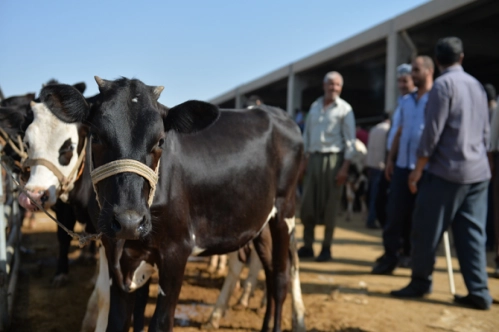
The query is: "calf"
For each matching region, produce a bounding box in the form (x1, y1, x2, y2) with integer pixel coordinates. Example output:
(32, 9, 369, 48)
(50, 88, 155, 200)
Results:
(41, 76, 306, 332)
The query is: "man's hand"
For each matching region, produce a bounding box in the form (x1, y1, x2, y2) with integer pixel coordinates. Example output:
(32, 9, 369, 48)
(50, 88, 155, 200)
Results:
(336, 165, 348, 186)
(408, 169, 422, 194)
(385, 159, 394, 181)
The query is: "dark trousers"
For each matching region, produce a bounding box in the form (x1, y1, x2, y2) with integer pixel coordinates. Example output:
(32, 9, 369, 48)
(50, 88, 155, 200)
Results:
(382, 167, 415, 261)
(410, 173, 492, 305)
(366, 168, 382, 226)
(375, 171, 390, 227)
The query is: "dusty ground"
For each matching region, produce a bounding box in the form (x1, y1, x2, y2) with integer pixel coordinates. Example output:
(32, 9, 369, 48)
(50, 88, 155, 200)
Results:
(9, 211, 499, 332)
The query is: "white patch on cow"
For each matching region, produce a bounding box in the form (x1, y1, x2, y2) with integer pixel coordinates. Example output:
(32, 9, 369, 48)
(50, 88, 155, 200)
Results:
(190, 233, 206, 256)
(131, 97, 138, 103)
(291, 266, 306, 332)
(158, 285, 166, 296)
(284, 216, 296, 234)
(128, 260, 157, 292)
(24, 102, 81, 207)
(191, 246, 206, 256)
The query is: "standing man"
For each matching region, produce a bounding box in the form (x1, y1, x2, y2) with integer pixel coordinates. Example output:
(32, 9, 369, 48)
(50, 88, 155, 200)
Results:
(298, 71, 356, 262)
(488, 85, 499, 278)
(391, 37, 493, 310)
(371, 56, 434, 274)
(365, 113, 390, 229)
(375, 64, 416, 229)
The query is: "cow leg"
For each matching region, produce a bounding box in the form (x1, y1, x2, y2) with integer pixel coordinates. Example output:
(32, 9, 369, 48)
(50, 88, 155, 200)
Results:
(81, 244, 110, 332)
(107, 275, 136, 332)
(149, 245, 190, 332)
(54, 202, 77, 287)
(207, 255, 218, 274)
(217, 254, 228, 275)
(252, 225, 274, 332)
(204, 251, 243, 329)
(269, 199, 292, 332)
(289, 230, 306, 332)
(133, 279, 151, 332)
(234, 246, 262, 310)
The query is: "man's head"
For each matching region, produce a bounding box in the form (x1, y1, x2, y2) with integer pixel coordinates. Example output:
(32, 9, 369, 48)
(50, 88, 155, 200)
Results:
(396, 64, 414, 96)
(435, 37, 464, 70)
(411, 56, 434, 88)
(323, 71, 343, 103)
(245, 95, 263, 108)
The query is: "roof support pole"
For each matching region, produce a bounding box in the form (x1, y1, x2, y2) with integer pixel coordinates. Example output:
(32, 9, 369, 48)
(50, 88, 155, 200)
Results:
(384, 21, 398, 114)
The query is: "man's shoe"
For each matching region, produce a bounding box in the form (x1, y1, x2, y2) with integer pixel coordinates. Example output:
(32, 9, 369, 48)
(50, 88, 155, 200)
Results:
(297, 246, 314, 259)
(371, 257, 397, 275)
(390, 284, 431, 298)
(315, 247, 332, 262)
(397, 255, 411, 268)
(454, 294, 491, 310)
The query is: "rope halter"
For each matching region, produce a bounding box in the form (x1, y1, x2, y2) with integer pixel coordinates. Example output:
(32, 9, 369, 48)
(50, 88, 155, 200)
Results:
(23, 137, 88, 203)
(90, 158, 160, 208)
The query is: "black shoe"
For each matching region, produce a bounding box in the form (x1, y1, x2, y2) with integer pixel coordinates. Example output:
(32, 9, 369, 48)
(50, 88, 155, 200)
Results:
(397, 255, 411, 268)
(454, 294, 490, 310)
(315, 247, 332, 262)
(366, 223, 379, 229)
(390, 284, 431, 298)
(297, 246, 314, 259)
(371, 257, 397, 275)
(375, 253, 385, 263)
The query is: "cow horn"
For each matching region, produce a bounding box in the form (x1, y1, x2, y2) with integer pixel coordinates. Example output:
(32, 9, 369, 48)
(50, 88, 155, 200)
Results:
(94, 76, 109, 91)
(152, 86, 164, 100)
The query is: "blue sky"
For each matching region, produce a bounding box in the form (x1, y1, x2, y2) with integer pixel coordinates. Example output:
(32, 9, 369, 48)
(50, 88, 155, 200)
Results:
(1, 0, 429, 107)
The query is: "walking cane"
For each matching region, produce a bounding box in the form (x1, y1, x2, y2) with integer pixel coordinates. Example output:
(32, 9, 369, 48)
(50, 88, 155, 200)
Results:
(443, 230, 456, 295)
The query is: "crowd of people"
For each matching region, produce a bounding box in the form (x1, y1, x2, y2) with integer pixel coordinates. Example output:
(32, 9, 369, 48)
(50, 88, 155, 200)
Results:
(296, 36, 497, 310)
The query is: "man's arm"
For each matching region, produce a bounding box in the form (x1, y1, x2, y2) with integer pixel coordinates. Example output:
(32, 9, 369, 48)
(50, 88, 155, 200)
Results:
(416, 84, 450, 160)
(385, 125, 402, 181)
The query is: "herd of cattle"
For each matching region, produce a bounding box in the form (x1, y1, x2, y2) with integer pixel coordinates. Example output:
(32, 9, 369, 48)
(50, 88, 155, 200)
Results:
(0, 77, 310, 332)
(0, 78, 369, 332)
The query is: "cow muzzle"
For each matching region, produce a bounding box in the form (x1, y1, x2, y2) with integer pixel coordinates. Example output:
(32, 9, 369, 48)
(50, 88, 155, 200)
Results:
(112, 210, 148, 240)
(18, 189, 50, 211)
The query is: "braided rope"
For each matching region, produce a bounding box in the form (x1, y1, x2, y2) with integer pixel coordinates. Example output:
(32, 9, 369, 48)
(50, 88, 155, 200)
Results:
(91, 158, 160, 207)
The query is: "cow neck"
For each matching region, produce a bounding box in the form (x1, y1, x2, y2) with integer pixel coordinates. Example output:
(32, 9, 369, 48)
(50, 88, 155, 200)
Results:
(90, 155, 160, 209)
(23, 137, 88, 203)
(0, 127, 28, 164)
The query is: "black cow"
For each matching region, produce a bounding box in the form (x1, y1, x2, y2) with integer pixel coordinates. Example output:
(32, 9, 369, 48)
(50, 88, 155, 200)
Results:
(40, 76, 305, 332)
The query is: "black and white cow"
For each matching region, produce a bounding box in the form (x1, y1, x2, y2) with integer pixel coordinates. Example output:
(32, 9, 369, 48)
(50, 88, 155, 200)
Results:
(40, 76, 305, 332)
(0, 83, 93, 286)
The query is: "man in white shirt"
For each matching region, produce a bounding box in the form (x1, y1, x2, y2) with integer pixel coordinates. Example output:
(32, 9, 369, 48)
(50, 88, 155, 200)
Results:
(298, 71, 356, 262)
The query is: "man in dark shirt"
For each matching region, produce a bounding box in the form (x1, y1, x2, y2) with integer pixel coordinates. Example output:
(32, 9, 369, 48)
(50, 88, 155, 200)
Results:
(391, 37, 493, 310)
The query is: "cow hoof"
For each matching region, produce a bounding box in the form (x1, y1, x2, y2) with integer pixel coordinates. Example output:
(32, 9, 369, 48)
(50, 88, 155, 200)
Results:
(52, 274, 69, 287)
(201, 321, 219, 330)
(232, 303, 247, 311)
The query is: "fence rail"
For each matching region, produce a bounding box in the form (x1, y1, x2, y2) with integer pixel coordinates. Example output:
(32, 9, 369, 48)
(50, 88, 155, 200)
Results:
(0, 160, 23, 331)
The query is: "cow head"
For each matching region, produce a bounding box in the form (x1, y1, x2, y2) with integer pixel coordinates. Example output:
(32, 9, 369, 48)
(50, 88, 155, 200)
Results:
(4, 83, 88, 211)
(40, 77, 219, 240)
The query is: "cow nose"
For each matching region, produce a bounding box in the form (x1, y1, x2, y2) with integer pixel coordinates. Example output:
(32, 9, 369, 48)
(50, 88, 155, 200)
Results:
(112, 211, 146, 239)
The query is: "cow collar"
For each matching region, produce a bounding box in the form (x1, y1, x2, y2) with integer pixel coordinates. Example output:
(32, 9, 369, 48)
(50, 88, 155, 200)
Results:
(23, 137, 88, 203)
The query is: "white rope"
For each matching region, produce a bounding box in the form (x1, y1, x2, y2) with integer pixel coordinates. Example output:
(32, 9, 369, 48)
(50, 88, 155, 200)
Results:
(91, 158, 160, 207)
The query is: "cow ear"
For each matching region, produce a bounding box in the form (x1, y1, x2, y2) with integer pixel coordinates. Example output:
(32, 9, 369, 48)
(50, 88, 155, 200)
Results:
(72, 82, 87, 95)
(40, 84, 90, 123)
(0, 106, 30, 136)
(163, 100, 219, 134)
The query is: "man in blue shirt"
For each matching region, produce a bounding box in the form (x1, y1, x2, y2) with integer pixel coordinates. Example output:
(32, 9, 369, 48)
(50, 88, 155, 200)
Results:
(371, 55, 434, 275)
(391, 37, 493, 310)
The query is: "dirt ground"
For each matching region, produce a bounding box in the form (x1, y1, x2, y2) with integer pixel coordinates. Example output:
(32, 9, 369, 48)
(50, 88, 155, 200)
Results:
(9, 210, 499, 332)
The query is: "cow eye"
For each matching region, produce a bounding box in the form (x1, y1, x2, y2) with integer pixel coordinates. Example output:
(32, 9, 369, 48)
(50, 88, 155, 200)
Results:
(157, 138, 165, 149)
(91, 134, 101, 144)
